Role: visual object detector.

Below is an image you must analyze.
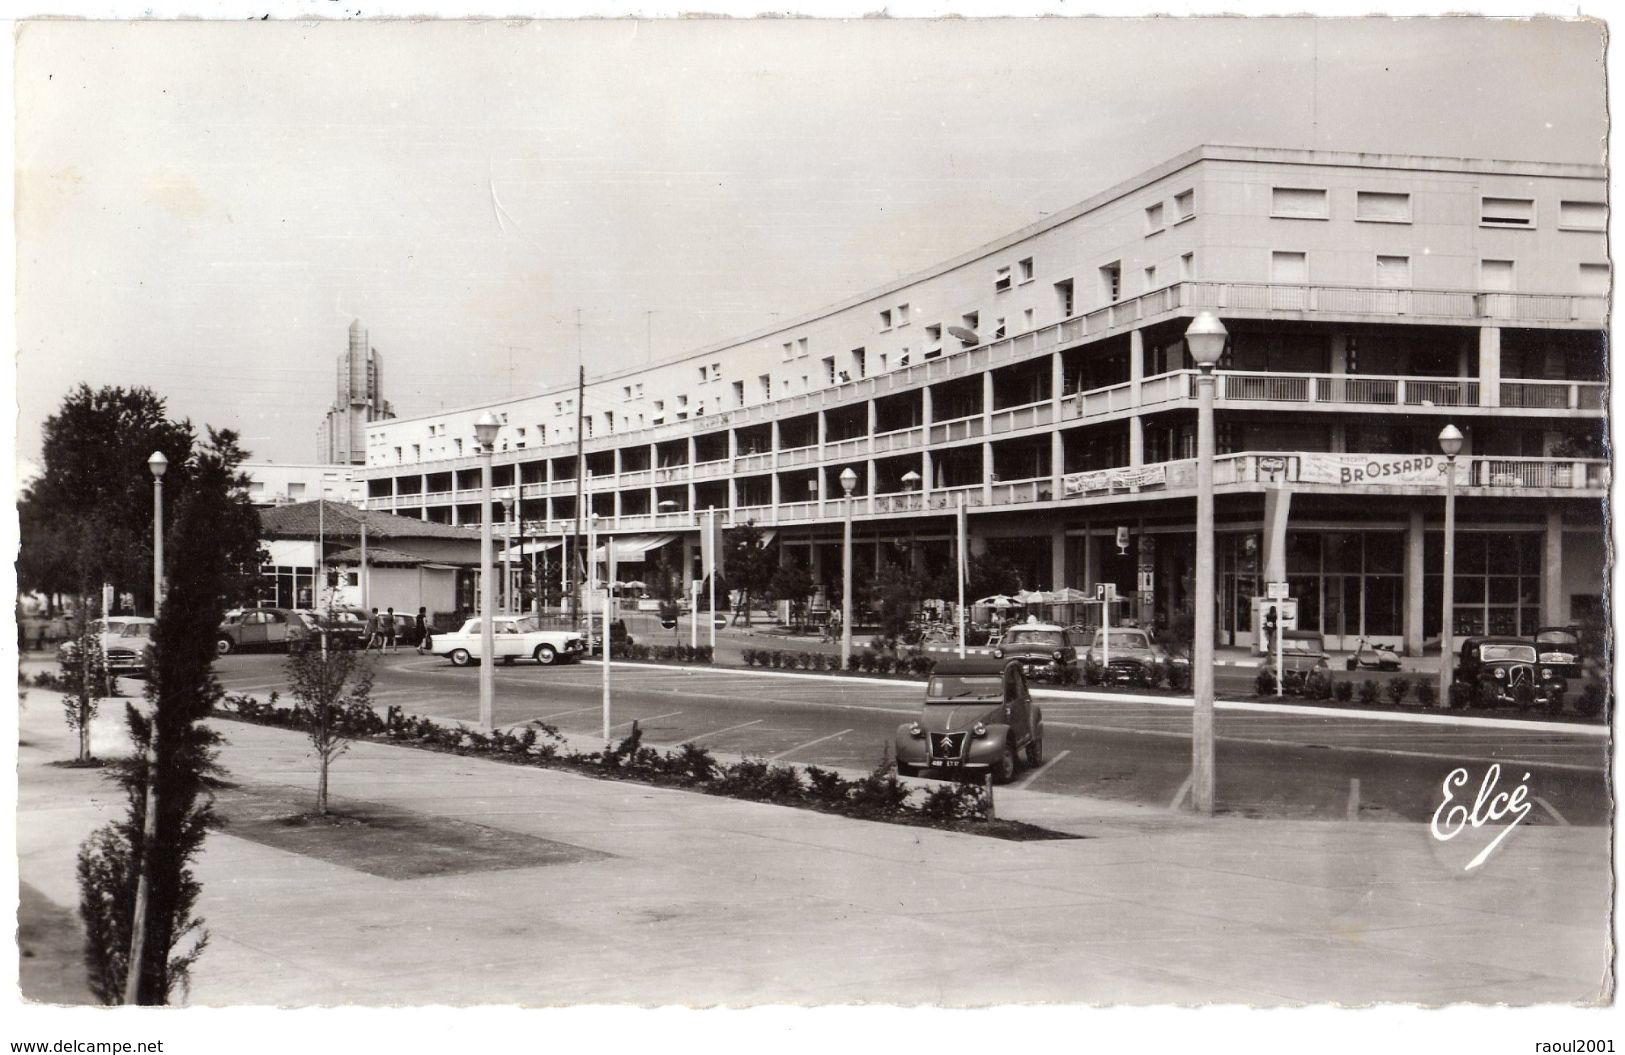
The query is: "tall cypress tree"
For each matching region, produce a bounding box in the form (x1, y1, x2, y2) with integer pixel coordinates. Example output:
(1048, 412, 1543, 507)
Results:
(77, 428, 264, 1004)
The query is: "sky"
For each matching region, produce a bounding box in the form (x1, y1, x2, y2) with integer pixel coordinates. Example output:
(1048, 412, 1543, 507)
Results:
(12, 15, 1610, 473)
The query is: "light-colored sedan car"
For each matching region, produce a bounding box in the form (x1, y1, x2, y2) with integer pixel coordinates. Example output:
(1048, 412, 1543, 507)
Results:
(58, 617, 157, 676)
(433, 615, 587, 667)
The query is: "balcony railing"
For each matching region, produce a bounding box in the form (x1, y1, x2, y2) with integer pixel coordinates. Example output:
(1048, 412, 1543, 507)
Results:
(692, 457, 731, 480)
(873, 425, 923, 453)
(990, 400, 1054, 435)
(927, 414, 984, 445)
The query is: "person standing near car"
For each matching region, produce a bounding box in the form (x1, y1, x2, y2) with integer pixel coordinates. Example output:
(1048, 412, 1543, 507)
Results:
(366, 607, 383, 652)
(415, 607, 430, 655)
(384, 606, 398, 652)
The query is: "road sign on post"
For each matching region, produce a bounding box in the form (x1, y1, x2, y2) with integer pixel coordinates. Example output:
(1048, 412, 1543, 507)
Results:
(1267, 581, 1290, 600)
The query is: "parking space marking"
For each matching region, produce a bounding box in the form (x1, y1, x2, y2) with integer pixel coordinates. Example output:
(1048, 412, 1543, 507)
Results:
(676, 719, 763, 746)
(1534, 796, 1571, 826)
(525, 706, 602, 723)
(1015, 749, 1071, 791)
(609, 710, 682, 733)
(1347, 778, 1361, 822)
(1168, 773, 1193, 811)
(768, 729, 854, 761)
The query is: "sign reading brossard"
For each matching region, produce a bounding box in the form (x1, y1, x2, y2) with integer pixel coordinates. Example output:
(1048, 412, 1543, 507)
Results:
(1299, 453, 1469, 486)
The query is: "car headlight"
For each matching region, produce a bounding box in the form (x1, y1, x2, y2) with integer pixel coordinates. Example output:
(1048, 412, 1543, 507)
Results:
(1541, 668, 1553, 679)
(1494, 668, 1506, 680)
(908, 722, 924, 738)
(1052, 649, 1065, 661)
(972, 722, 987, 738)
(992, 648, 1004, 659)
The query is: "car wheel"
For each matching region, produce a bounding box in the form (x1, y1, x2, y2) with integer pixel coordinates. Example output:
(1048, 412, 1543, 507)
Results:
(535, 644, 557, 665)
(216, 637, 234, 656)
(449, 648, 472, 667)
(992, 740, 1019, 785)
(1026, 736, 1044, 767)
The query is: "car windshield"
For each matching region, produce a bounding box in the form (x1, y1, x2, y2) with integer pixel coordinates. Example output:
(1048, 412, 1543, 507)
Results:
(1536, 631, 1578, 649)
(926, 675, 1003, 701)
(1481, 644, 1537, 663)
(1094, 630, 1147, 648)
(119, 623, 154, 640)
(1002, 630, 1065, 648)
(1280, 638, 1320, 655)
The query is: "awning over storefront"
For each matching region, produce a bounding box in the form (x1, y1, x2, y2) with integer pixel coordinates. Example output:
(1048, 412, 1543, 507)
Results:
(592, 533, 678, 564)
(503, 539, 563, 556)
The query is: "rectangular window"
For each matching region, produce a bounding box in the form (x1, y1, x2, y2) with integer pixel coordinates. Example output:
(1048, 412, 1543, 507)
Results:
(1145, 202, 1164, 232)
(1559, 200, 1606, 230)
(1180, 252, 1195, 280)
(994, 266, 1012, 293)
(992, 318, 1006, 340)
(961, 311, 979, 335)
(782, 341, 794, 361)
(1022, 308, 1034, 330)
(604, 411, 615, 432)
(1271, 251, 1308, 284)
(1055, 279, 1074, 317)
(652, 400, 665, 423)
(851, 347, 867, 378)
(623, 385, 633, 400)
(823, 356, 836, 384)
(1018, 257, 1034, 282)
(759, 374, 772, 400)
(732, 380, 745, 405)
(1481, 196, 1535, 227)
(925, 323, 942, 343)
(1271, 187, 1329, 219)
(1480, 259, 1514, 291)
(1174, 188, 1195, 221)
(1100, 261, 1121, 302)
(1578, 263, 1609, 295)
(896, 304, 910, 326)
(1375, 255, 1410, 288)
(1144, 265, 1157, 290)
(1356, 191, 1412, 223)
(797, 337, 808, 358)
(878, 352, 888, 372)
(879, 309, 892, 330)
(697, 366, 708, 383)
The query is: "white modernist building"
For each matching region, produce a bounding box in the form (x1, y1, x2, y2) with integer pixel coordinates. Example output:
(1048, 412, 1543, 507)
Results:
(356, 145, 1609, 654)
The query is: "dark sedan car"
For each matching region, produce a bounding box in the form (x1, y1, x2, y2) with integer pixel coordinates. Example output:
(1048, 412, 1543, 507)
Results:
(1534, 626, 1583, 681)
(1455, 636, 1565, 709)
(991, 621, 1077, 681)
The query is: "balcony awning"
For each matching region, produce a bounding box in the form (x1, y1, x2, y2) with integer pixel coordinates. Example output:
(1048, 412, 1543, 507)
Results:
(502, 539, 563, 556)
(592, 533, 678, 564)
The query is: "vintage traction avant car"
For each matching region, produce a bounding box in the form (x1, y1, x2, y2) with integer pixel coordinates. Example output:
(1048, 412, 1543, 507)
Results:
(990, 621, 1078, 681)
(1454, 635, 1567, 708)
(433, 614, 587, 667)
(894, 656, 1045, 784)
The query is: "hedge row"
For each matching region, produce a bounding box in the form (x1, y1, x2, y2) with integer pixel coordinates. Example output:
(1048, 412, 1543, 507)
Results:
(215, 693, 993, 827)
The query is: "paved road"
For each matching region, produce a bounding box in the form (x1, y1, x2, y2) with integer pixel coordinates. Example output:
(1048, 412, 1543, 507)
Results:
(205, 651, 1610, 825)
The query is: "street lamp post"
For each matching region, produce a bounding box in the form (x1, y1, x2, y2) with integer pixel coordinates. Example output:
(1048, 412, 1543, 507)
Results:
(498, 489, 515, 615)
(475, 413, 501, 729)
(840, 467, 858, 669)
(1438, 424, 1464, 708)
(125, 451, 168, 1004)
(1185, 311, 1227, 817)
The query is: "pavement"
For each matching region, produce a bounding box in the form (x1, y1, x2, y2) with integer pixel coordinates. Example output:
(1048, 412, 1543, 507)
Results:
(15, 680, 1612, 1007)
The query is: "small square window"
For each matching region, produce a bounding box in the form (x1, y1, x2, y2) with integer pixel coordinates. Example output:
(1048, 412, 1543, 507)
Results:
(1271, 187, 1329, 220)
(1559, 200, 1606, 231)
(1180, 252, 1195, 281)
(1018, 257, 1034, 282)
(896, 304, 910, 326)
(1356, 191, 1411, 224)
(994, 266, 1012, 293)
(1271, 251, 1308, 284)
(1145, 202, 1164, 232)
(797, 338, 808, 358)
(1174, 189, 1195, 221)
(1375, 255, 1410, 288)
(925, 323, 942, 342)
(1481, 196, 1535, 228)
(1144, 265, 1157, 290)
(879, 309, 892, 330)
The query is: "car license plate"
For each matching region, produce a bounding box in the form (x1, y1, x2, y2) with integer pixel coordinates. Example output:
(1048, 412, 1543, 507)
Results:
(929, 758, 962, 770)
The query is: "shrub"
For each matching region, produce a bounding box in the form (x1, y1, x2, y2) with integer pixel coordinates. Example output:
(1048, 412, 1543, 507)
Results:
(1576, 682, 1607, 718)
(1445, 682, 1471, 710)
(713, 758, 772, 798)
(1543, 687, 1565, 717)
(1255, 668, 1277, 696)
(919, 781, 982, 821)
(860, 650, 879, 673)
(768, 650, 784, 670)
(665, 742, 717, 784)
(849, 766, 911, 814)
(1165, 662, 1191, 692)
(847, 654, 863, 673)
(760, 764, 805, 802)
(1471, 681, 1498, 710)
(1333, 679, 1354, 702)
(797, 651, 814, 671)
(1303, 668, 1333, 700)
(741, 648, 758, 667)
(876, 654, 896, 676)
(912, 654, 936, 678)
(1413, 681, 1437, 709)
(803, 765, 850, 804)
(1082, 656, 1102, 687)
(1385, 677, 1411, 706)
(1357, 680, 1381, 706)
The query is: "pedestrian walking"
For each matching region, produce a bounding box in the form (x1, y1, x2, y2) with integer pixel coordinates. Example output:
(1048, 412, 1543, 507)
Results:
(384, 607, 398, 652)
(366, 607, 383, 652)
(414, 607, 430, 655)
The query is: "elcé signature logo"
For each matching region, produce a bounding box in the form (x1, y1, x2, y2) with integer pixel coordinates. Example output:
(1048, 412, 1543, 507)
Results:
(1430, 764, 1532, 871)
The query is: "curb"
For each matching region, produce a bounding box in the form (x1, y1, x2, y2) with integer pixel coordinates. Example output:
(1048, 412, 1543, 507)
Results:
(580, 658, 1609, 737)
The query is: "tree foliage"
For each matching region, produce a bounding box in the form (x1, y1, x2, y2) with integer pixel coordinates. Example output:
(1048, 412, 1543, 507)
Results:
(768, 560, 816, 629)
(284, 644, 377, 815)
(77, 428, 258, 1004)
(966, 551, 1022, 600)
(723, 520, 776, 625)
(864, 559, 924, 649)
(60, 607, 111, 762)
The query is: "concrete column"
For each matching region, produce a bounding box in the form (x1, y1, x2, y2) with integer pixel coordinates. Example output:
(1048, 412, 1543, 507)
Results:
(1051, 349, 1065, 414)
(982, 442, 995, 506)
(866, 399, 878, 455)
(921, 386, 935, 502)
(866, 458, 877, 515)
(982, 371, 995, 428)
(681, 536, 695, 585)
(1129, 328, 1145, 401)
(1544, 509, 1564, 626)
(1404, 507, 1425, 657)
(1478, 327, 1502, 407)
(1050, 431, 1064, 500)
(1129, 416, 1145, 468)
(1261, 486, 1291, 584)
(1050, 524, 1067, 591)
(1082, 529, 1097, 592)
(1331, 334, 1349, 375)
